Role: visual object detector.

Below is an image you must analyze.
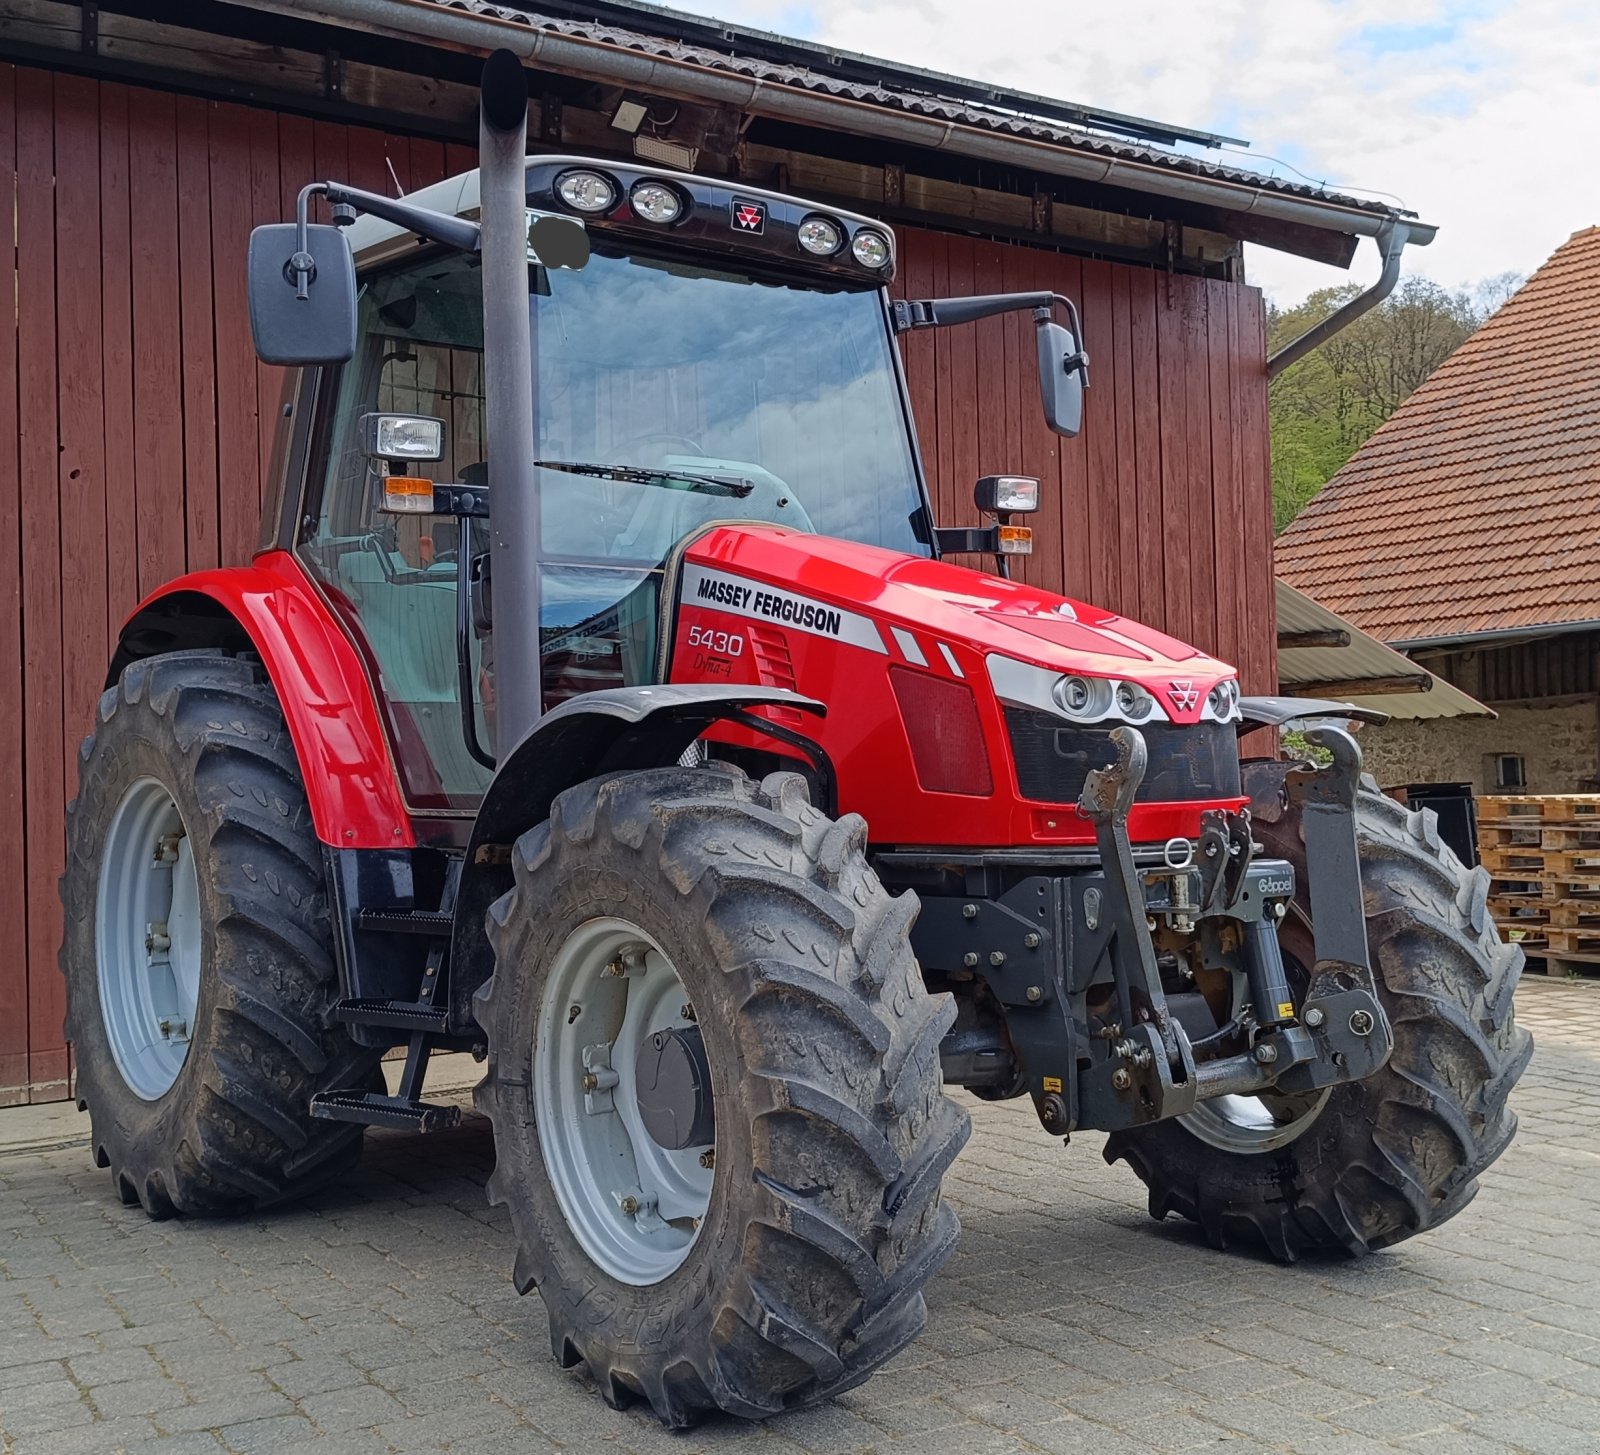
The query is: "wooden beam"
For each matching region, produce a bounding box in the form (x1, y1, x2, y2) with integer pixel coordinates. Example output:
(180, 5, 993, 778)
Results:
(1292, 674, 1432, 697)
(1277, 628, 1351, 650)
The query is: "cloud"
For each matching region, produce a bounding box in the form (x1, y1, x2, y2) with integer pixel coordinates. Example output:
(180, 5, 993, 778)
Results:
(686, 0, 1600, 302)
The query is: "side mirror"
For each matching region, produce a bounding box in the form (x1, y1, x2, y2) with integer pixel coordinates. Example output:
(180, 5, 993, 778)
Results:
(1035, 319, 1087, 438)
(247, 222, 357, 365)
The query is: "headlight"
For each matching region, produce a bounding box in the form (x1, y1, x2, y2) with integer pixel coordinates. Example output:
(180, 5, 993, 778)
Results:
(1053, 674, 1113, 720)
(797, 216, 843, 255)
(1207, 680, 1240, 719)
(851, 229, 892, 269)
(556, 170, 618, 213)
(1115, 681, 1155, 721)
(629, 181, 682, 224)
(975, 475, 1041, 514)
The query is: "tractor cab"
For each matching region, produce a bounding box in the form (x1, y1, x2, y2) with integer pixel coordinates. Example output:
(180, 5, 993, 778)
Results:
(276, 159, 946, 811)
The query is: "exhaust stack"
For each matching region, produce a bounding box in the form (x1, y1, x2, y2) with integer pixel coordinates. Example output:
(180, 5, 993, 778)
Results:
(478, 49, 542, 754)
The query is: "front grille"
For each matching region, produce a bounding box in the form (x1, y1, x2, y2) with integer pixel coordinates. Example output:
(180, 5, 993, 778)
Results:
(1003, 708, 1242, 804)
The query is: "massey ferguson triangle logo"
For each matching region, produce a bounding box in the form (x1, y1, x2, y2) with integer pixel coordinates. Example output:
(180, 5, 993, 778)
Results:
(732, 199, 766, 233)
(1167, 680, 1199, 712)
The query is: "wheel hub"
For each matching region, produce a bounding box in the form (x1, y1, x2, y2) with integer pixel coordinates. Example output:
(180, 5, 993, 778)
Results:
(534, 919, 715, 1286)
(634, 1026, 715, 1151)
(94, 778, 202, 1101)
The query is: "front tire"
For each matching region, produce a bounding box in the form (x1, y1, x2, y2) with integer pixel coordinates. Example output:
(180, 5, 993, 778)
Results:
(60, 651, 381, 1217)
(1106, 776, 1533, 1261)
(473, 765, 969, 1426)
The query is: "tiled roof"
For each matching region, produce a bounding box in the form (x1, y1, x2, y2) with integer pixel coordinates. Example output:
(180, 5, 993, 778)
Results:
(1275, 226, 1600, 645)
(433, 0, 1405, 219)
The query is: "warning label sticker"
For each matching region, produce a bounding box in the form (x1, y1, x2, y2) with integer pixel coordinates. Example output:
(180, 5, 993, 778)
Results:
(681, 564, 886, 654)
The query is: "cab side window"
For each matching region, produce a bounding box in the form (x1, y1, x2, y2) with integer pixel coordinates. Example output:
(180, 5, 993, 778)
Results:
(299, 254, 492, 810)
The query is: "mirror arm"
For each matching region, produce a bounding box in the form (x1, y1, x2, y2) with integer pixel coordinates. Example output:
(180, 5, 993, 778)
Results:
(291, 181, 483, 285)
(289, 183, 330, 300)
(893, 290, 1080, 336)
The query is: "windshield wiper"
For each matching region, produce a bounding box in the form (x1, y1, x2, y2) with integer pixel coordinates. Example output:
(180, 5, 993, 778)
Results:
(535, 459, 754, 498)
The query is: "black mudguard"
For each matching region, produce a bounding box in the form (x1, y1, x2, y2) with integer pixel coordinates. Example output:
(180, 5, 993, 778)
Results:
(447, 685, 825, 1031)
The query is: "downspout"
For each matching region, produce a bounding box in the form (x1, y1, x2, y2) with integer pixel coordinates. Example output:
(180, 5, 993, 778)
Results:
(1266, 220, 1412, 379)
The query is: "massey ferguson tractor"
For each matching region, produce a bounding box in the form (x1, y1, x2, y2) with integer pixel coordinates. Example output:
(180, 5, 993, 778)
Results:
(60, 52, 1530, 1427)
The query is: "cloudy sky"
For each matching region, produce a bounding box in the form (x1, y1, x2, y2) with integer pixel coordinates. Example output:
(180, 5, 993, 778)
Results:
(684, 0, 1600, 304)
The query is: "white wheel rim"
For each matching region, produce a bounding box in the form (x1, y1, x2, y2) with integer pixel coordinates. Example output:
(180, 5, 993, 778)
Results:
(94, 778, 202, 1101)
(1181, 1087, 1330, 1154)
(1181, 946, 1329, 1154)
(534, 917, 715, 1286)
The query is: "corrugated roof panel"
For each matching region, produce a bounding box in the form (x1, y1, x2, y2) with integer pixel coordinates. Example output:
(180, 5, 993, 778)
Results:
(1274, 580, 1490, 721)
(425, 0, 1411, 219)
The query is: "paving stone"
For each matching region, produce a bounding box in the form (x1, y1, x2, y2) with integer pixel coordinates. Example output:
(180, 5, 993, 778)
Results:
(0, 977, 1597, 1455)
(297, 1383, 408, 1432)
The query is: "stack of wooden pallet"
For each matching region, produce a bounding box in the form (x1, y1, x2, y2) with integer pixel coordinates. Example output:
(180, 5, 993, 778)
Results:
(1479, 793, 1600, 972)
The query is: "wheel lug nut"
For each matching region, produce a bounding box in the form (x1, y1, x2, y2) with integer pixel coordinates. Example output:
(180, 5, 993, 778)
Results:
(680, 1003, 697, 1022)
(620, 1195, 639, 1215)
(698, 1150, 715, 1170)
(581, 1072, 598, 1092)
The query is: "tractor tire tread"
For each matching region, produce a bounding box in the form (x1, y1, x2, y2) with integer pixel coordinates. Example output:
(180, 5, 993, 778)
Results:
(474, 764, 968, 1427)
(1105, 780, 1529, 1262)
(61, 650, 381, 1218)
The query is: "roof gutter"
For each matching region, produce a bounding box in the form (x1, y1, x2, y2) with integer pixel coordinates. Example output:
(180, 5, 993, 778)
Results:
(1394, 618, 1600, 652)
(220, 0, 1434, 252)
(1266, 219, 1412, 379)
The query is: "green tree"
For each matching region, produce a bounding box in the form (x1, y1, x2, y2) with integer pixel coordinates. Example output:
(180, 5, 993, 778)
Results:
(1268, 274, 1515, 532)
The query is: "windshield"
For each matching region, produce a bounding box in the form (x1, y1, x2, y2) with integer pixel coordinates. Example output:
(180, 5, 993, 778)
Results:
(298, 242, 928, 810)
(533, 244, 928, 563)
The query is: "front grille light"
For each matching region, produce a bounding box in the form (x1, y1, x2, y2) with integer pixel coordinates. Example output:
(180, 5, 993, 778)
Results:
(1053, 674, 1113, 720)
(987, 655, 1174, 728)
(1205, 679, 1242, 722)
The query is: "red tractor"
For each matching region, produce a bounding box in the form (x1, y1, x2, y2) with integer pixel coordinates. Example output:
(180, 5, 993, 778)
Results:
(61, 53, 1529, 1426)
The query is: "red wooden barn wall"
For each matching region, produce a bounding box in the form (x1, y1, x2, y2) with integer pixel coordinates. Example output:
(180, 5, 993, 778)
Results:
(0, 62, 1274, 1103)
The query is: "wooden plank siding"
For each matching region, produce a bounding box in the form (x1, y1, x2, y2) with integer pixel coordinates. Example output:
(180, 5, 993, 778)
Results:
(0, 63, 1275, 1102)
(889, 232, 1274, 680)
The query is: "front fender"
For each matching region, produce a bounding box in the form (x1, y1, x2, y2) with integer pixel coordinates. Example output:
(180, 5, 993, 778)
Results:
(112, 551, 414, 849)
(448, 685, 825, 1031)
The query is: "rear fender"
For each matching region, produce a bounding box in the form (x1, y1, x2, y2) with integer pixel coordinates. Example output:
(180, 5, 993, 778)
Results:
(448, 685, 825, 1032)
(110, 551, 414, 849)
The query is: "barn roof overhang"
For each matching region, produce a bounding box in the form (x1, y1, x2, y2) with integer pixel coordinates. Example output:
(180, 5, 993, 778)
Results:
(211, 0, 1429, 272)
(1276, 581, 1491, 722)
(2, 0, 1432, 276)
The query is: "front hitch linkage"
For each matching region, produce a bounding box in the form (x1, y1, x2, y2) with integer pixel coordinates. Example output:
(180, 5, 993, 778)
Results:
(1071, 724, 1393, 1131)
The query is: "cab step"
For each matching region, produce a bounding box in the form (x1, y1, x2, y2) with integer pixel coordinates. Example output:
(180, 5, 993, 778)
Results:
(354, 907, 453, 936)
(332, 998, 451, 1033)
(310, 1089, 462, 1132)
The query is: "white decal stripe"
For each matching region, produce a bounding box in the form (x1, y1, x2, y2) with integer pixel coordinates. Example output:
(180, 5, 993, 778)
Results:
(890, 626, 927, 667)
(681, 564, 887, 654)
(937, 642, 964, 678)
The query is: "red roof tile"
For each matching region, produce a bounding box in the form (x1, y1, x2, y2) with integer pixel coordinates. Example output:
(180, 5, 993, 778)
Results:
(1275, 226, 1600, 644)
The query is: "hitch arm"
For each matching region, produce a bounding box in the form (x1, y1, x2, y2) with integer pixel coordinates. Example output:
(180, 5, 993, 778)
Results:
(1077, 730, 1181, 1066)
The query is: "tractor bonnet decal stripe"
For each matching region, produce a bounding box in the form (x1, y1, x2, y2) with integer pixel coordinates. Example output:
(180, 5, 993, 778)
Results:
(683, 564, 887, 653)
(890, 626, 926, 666)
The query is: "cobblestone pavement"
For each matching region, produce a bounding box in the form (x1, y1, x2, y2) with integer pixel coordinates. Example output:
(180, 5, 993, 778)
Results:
(2, 976, 1597, 1455)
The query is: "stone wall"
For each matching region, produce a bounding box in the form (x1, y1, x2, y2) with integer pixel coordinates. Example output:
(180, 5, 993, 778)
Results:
(1356, 699, 1599, 793)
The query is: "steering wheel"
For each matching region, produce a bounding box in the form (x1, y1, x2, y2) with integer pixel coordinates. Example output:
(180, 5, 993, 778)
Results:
(615, 431, 707, 462)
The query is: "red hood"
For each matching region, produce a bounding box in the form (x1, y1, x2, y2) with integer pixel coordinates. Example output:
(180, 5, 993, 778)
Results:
(687, 525, 1235, 722)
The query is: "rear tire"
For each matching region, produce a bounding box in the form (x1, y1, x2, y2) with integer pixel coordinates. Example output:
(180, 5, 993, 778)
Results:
(473, 764, 969, 1426)
(1106, 777, 1532, 1261)
(60, 651, 382, 1217)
